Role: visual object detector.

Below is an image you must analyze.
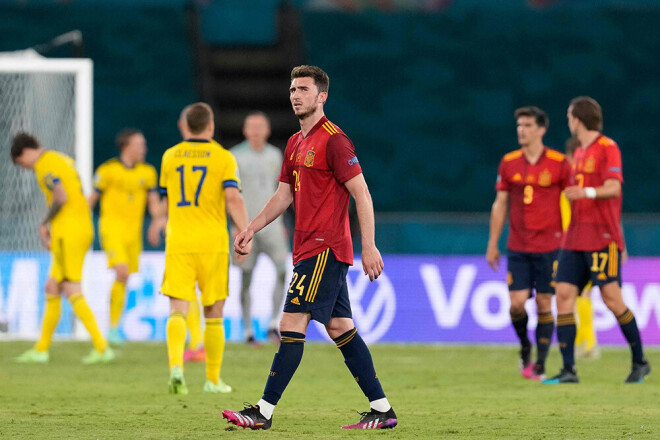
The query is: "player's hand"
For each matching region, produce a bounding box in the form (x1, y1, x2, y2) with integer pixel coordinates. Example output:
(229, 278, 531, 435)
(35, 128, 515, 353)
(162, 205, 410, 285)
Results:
(234, 229, 254, 255)
(234, 251, 249, 265)
(564, 185, 586, 201)
(486, 244, 500, 271)
(147, 218, 165, 247)
(622, 248, 629, 265)
(39, 224, 51, 250)
(361, 244, 384, 282)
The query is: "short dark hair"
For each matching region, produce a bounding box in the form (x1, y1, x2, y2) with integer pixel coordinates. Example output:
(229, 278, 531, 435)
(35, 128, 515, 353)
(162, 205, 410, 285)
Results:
(245, 110, 270, 124)
(514, 106, 549, 129)
(569, 96, 602, 131)
(291, 65, 329, 93)
(564, 136, 581, 156)
(183, 102, 214, 135)
(115, 128, 142, 150)
(10, 132, 40, 163)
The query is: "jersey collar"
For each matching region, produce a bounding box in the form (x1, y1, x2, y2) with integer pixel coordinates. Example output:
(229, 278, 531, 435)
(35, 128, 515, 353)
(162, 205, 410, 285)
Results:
(301, 116, 328, 139)
(185, 138, 211, 143)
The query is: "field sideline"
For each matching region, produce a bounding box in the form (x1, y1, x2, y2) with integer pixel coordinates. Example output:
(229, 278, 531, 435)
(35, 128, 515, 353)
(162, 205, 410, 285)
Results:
(1, 341, 658, 439)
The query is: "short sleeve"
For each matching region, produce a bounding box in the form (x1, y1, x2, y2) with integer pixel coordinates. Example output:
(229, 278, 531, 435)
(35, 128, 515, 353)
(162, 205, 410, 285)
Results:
(495, 160, 509, 191)
(146, 165, 158, 192)
(326, 134, 362, 183)
(279, 144, 293, 184)
(93, 164, 109, 193)
(603, 144, 623, 183)
(222, 151, 241, 190)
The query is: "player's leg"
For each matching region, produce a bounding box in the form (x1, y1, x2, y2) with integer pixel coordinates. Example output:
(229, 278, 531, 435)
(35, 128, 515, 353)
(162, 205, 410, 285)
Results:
(222, 311, 310, 430)
(575, 283, 599, 358)
(16, 277, 61, 363)
(506, 251, 533, 375)
(595, 244, 649, 382)
(223, 251, 323, 429)
(161, 253, 196, 394)
(198, 252, 232, 392)
(108, 263, 129, 346)
(529, 251, 557, 380)
(183, 298, 204, 362)
(542, 250, 587, 384)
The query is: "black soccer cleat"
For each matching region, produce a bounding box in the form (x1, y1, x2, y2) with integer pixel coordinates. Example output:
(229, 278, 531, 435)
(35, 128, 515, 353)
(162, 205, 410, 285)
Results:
(222, 403, 272, 430)
(625, 360, 651, 383)
(341, 407, 398, 429)
(542, 366, 579, 384)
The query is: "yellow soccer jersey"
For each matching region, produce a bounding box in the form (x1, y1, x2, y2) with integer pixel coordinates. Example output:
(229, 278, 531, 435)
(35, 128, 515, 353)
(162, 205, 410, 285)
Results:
(560, 192, 571, 232)
(34, 151, 93, 238)
(94, 158, 158, 238)
(159, 139, 240, 254)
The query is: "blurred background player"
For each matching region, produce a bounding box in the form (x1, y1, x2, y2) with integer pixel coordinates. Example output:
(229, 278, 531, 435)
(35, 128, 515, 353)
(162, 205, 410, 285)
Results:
(159, 102, 250, 394)
(88, 129, 163, 346)
(223, 65, 396, 431)
(544, 97, 650, 384)
(487, 107, 571, 380)
(231, 111, 290, 345)
(11, 133, 115, 364)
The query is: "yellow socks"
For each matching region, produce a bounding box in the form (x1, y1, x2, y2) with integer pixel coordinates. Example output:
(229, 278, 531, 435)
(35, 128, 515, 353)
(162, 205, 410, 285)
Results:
(109, 280, 126, 328)
(167, 312, 187, 371)
(69, 292, 108, 353)
(186, 300, 203, 350)
(576, 296, 596, 350)
(35, 294, 61, 352)
(204, 318, 225, 384)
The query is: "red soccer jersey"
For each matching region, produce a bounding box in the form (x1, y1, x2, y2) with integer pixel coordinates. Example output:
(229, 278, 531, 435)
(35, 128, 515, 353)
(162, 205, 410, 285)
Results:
(496, 147, 572, 253)
(279, 116, 362, 265)
(562, 134, 624, 251)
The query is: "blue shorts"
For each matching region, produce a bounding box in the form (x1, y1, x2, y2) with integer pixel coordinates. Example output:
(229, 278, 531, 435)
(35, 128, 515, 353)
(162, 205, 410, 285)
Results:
(555, 243, 621, 292)
(282, 248, 352, 325)
(506, 249, 558, 295)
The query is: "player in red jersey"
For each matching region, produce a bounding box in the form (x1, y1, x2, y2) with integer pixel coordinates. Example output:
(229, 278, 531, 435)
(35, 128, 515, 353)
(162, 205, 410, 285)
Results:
(222, 66, 396, 431)
(543, 96, 650, 384)
(488, 106, 571, 381)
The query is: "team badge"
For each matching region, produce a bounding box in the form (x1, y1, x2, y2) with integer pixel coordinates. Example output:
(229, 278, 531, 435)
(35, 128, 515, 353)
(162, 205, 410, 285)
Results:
(304, 150, 315, 167)
(539, 169, 552, 187)
(584, 157, 595, 173)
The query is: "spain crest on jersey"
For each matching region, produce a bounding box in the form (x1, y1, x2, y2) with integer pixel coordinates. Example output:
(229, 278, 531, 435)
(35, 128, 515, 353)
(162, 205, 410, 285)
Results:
(304, 150, 315, 167)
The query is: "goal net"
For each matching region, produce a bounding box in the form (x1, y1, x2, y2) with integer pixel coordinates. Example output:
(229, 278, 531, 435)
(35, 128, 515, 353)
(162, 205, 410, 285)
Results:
(0, 52, 93, 252)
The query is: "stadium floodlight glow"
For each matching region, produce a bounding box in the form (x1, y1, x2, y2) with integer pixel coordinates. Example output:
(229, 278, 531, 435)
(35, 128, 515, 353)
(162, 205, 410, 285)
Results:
(0, 55, 93, 251)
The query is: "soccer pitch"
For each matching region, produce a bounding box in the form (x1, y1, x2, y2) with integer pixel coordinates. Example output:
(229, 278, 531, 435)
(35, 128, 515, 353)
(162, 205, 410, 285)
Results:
(1, 342, 658, 439)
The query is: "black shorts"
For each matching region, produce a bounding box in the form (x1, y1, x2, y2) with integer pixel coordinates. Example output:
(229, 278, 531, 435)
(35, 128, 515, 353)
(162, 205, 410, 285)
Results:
(506, 249, 558, 295)
(282, 248, 352, 325)
(555, 242, 621, 292)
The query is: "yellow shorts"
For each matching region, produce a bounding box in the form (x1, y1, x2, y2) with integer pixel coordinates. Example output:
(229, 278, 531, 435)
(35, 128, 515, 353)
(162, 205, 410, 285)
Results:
(160, 252, 229, 306)
(100, 232, 141, 273)
(50, 232, 93, 282)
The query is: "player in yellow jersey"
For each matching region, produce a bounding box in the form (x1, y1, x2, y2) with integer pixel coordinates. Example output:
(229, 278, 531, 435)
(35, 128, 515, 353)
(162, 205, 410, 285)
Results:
(10, 133, 115, 364)
(159, 103, 251, 394)
(88, 129, 164, 345)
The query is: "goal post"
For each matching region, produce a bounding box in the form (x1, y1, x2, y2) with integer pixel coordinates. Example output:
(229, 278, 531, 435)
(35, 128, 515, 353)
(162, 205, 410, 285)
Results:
(0, 55, 93, 252)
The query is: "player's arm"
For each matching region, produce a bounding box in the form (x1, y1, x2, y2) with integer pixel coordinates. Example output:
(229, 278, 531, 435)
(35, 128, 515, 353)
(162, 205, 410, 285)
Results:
(486, 190, 509, 271)
(345, 173, 383, 282)
(226, 187, 254, 258)
(234, 182, 292, 254)
(146, 190, 167, 246)
(39, 180, 68, 250)
(564, 178, 621, 201)
(88, 190, 100, 210)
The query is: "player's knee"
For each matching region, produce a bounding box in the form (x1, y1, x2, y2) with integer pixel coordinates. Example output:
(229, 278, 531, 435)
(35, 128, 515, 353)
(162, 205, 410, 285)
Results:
(45, 278, 60, 296)
(279, 312, 309, 333)
(325, 317, 354, 339)
(203, 301, 224, 319)
(114, 265, 129, 283)
(535, 294, 552, 313)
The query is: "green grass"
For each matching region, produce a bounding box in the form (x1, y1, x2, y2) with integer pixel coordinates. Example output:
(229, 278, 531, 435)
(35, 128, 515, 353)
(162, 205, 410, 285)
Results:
(0, 341, 658, 439)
